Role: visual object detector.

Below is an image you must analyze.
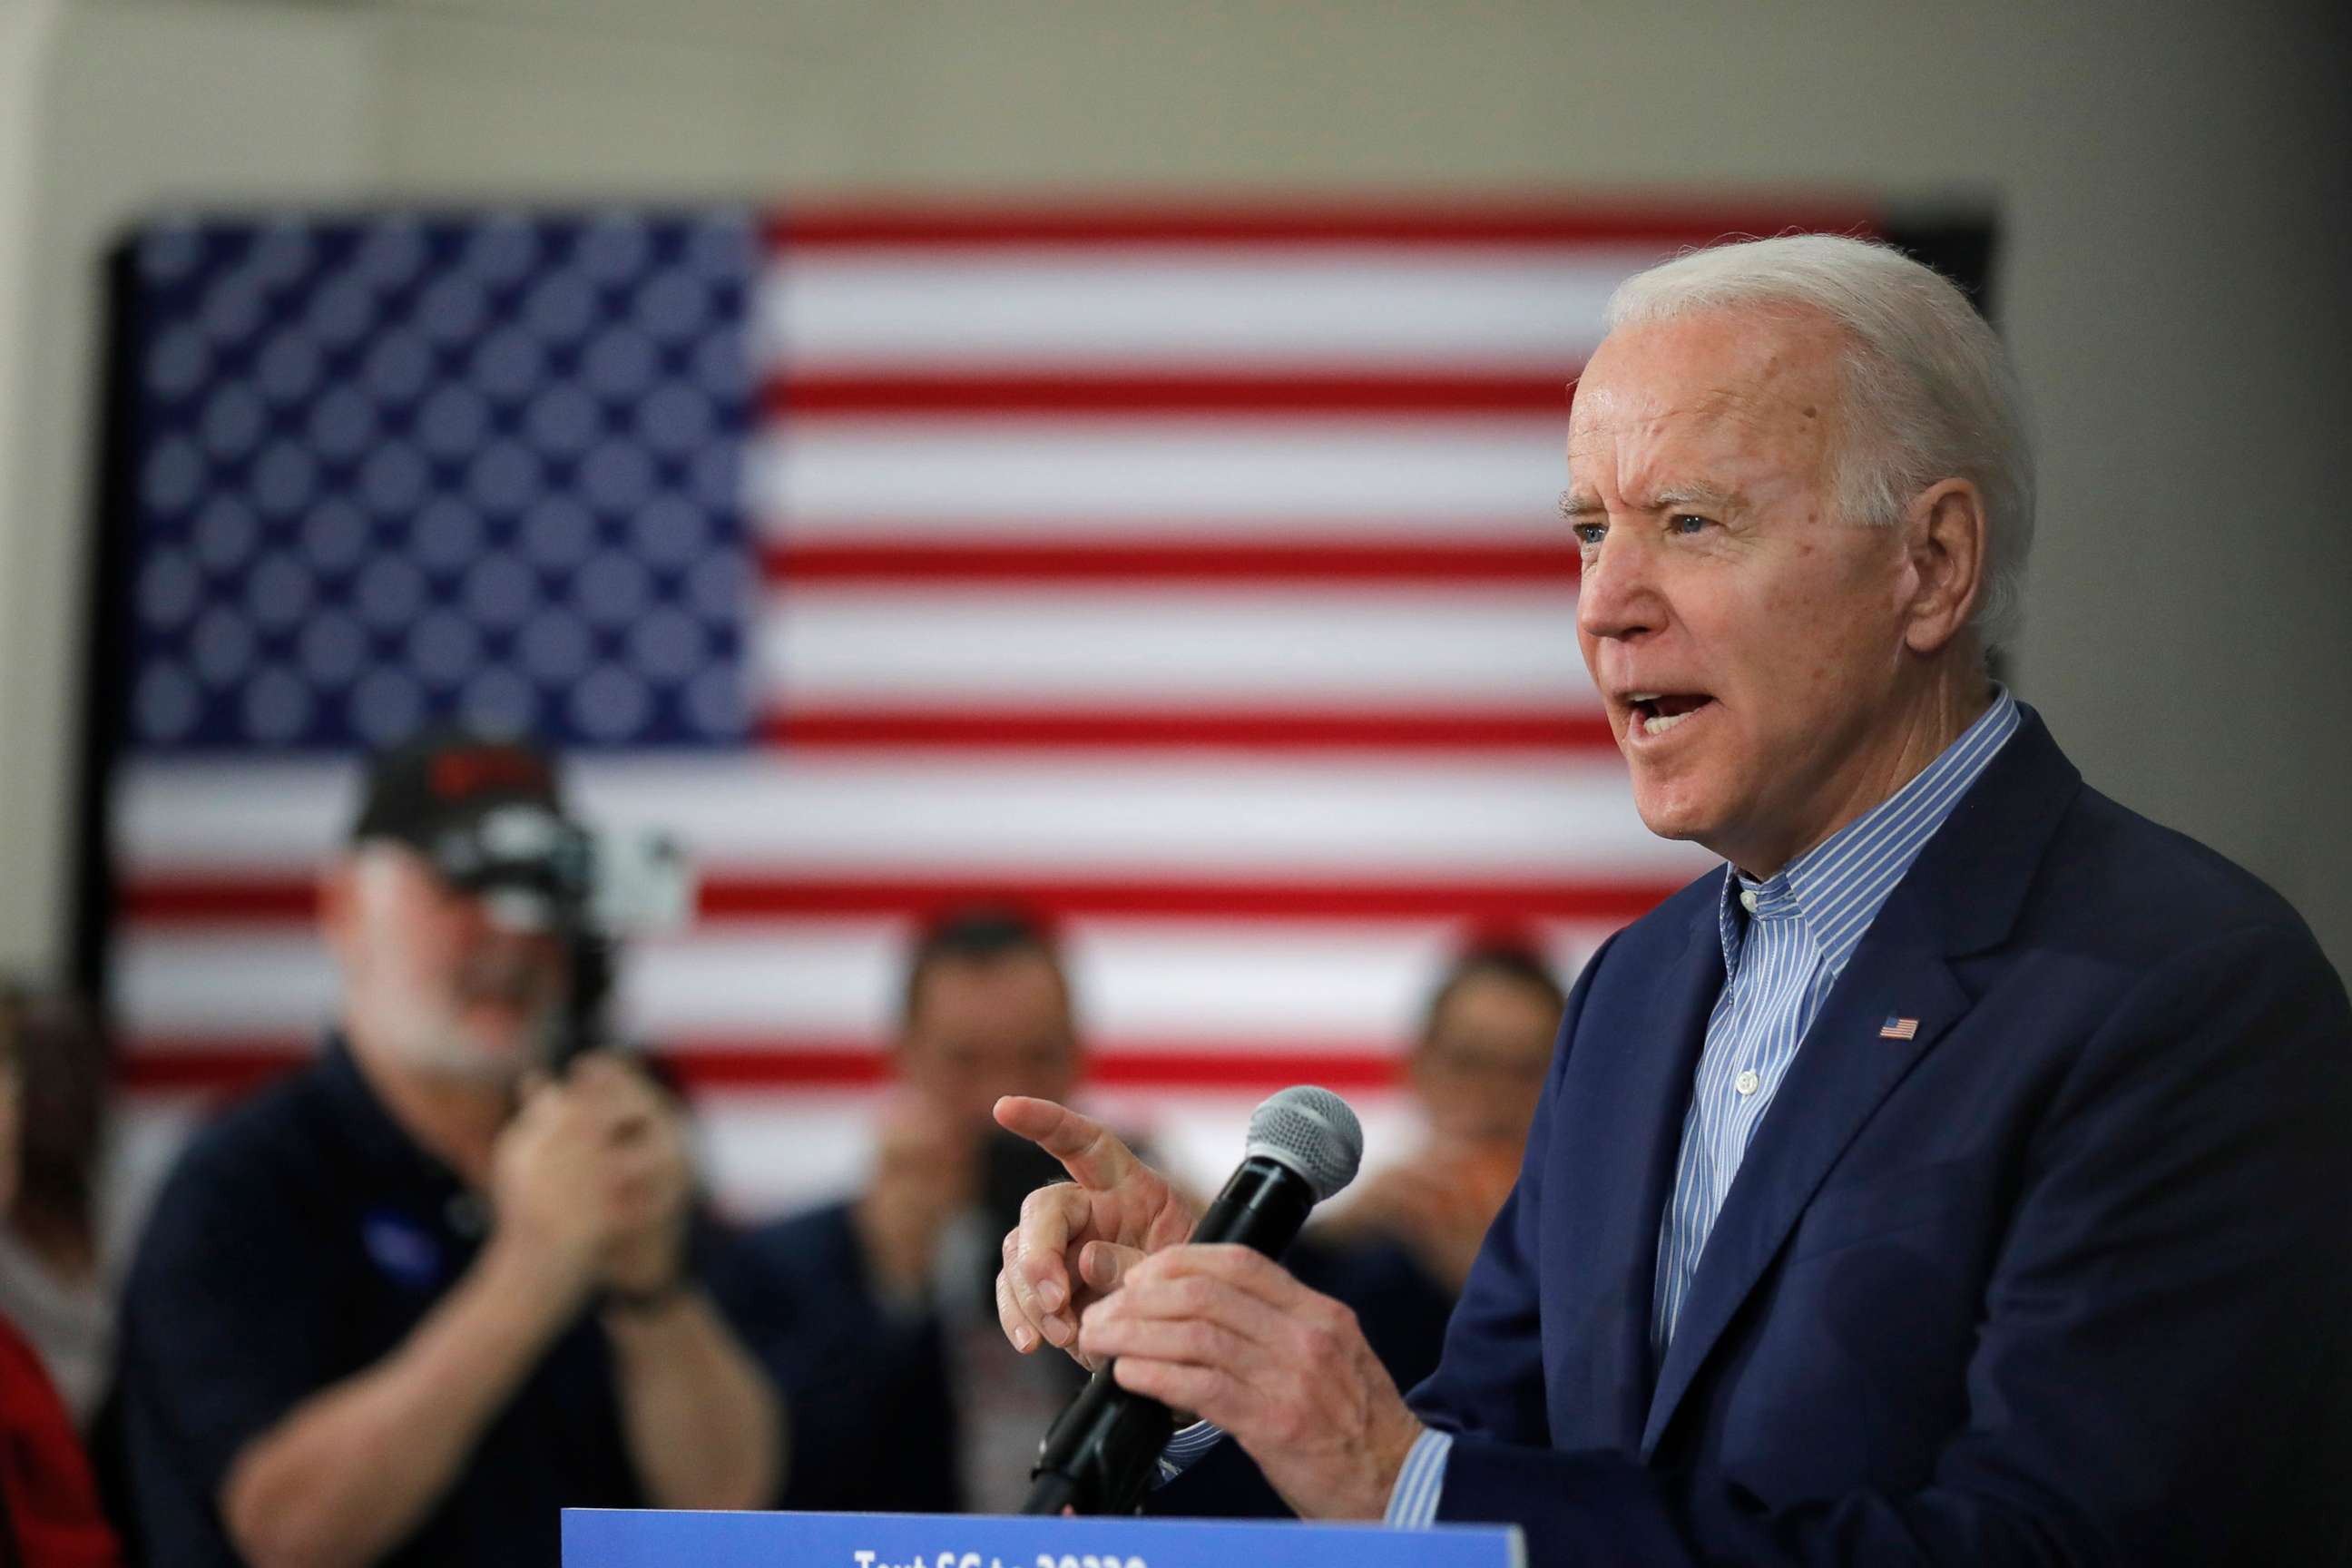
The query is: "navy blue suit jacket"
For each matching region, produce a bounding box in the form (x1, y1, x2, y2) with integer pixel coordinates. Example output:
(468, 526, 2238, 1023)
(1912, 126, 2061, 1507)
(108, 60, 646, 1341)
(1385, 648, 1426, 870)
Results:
(1178, 710, 2352, 1563)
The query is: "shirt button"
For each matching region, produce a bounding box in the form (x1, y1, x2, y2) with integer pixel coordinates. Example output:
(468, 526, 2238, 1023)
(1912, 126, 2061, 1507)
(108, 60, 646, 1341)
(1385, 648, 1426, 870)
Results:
(1739, 889, 1759, 915)
(1735, 1069, 1760, 1096)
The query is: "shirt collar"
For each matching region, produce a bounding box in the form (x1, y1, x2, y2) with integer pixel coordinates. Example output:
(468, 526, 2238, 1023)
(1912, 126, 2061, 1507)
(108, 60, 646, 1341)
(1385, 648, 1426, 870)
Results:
(1717, 685, 2022, 976)
(317, 1035, 473, 1208)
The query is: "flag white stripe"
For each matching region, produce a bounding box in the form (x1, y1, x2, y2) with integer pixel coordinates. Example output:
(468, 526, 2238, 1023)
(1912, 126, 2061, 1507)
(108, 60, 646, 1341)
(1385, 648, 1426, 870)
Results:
(111, 918, 1616, 1044)
(760, 250, 1649, 369)
(115, 756, 1708, 877)
(756, 587, 1591, 707)
(114, 935, 341, 1037)
(753, 420, 1568, 531)
(692, 1092, 913, 1214)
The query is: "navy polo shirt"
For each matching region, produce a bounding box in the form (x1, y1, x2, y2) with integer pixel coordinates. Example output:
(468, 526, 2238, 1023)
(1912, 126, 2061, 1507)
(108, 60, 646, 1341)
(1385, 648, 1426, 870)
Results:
(115, 1041, 643, 1567)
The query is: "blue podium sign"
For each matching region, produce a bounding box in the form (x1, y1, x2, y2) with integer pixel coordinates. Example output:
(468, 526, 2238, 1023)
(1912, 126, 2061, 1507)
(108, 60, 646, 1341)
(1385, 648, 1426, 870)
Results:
(563, 1508, 1522, 1568)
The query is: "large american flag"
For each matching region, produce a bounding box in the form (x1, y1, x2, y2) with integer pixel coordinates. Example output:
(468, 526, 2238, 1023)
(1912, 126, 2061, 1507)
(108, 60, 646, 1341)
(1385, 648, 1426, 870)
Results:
(97, 201, 1879, 1220)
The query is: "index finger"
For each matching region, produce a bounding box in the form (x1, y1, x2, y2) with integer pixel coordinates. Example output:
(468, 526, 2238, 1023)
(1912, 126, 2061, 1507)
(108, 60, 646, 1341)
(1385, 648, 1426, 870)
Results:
(994, 1095, 1139, 1192)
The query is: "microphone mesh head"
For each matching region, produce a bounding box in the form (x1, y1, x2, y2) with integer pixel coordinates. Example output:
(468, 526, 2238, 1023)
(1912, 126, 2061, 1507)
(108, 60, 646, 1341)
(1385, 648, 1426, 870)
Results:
(1243, 1086, 1365, 1202)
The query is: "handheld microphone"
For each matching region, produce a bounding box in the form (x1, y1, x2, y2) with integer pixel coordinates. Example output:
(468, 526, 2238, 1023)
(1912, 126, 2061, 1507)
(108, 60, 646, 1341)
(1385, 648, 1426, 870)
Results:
(1022, 1085, 1364, 1516)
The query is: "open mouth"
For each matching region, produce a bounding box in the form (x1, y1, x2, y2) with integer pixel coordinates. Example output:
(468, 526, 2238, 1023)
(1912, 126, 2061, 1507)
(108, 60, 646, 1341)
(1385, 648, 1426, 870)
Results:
(1622, 691, 1715, 739)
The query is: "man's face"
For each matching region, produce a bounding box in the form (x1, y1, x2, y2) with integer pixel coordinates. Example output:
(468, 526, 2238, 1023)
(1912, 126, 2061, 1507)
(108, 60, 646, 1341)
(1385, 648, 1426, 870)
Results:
(1412, 971, 1560, 1150)
(323, 844, 567, 1082)
(898, 951, 1079, 1138)
(1568, 308, 1921, 876)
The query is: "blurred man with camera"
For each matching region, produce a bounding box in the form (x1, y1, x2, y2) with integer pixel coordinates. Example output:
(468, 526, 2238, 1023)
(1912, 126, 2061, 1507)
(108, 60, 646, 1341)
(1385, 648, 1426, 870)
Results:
(115, 730, 780, 1568)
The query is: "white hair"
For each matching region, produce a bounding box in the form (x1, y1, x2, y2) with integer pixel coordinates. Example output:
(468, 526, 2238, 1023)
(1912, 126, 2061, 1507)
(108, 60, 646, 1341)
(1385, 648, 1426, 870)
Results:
(1604, 234, 2036, 656)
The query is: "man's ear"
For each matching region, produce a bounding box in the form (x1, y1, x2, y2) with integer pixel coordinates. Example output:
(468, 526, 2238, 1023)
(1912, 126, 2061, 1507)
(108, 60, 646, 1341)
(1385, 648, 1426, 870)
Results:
(1901, 478, 1987, 657)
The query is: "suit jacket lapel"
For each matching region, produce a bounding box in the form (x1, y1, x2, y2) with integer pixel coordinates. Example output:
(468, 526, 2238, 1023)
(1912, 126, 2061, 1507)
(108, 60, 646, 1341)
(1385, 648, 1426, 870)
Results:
(1550, 895, 1721, 1450)
(1635, 707, 2083, 1458)
(1639, 896, 1966, 1455)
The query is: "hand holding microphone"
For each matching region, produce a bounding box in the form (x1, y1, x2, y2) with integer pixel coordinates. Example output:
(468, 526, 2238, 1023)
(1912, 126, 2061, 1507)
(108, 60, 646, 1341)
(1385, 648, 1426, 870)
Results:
(993, 1094, 1202, 1366)
(996, 1089, 1426, 1521)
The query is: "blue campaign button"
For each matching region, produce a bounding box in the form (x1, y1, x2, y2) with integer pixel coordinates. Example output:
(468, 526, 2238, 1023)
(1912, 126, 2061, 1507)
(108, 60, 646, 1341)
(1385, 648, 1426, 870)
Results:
(564, 1509, 1522, 1568)
(358, 1207, 446, 1290)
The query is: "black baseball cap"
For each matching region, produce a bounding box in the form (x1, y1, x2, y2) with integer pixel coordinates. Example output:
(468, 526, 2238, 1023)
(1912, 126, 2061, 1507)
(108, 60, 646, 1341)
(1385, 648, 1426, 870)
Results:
(348, 726, 568, 850)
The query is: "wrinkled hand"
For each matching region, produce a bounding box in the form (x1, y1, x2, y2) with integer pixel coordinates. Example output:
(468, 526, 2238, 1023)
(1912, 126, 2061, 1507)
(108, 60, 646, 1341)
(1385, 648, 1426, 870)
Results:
(490, 1053, 691, 1305)
(853, 1093, 978, 1303)
(1076, 1244, 1425, 1520)
(994, 1096, 1197, 1367)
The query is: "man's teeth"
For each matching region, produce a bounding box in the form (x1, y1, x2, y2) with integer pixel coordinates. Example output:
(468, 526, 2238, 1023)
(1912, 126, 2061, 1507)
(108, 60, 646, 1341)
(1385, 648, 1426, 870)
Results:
(1625, 692, 1705, 736)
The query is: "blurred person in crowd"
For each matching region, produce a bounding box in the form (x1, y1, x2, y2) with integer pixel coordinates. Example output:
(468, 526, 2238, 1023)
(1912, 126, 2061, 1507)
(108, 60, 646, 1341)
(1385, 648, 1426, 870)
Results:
(0, 985, 120, 1566)
(1294, 942, 1565, 1393)
(114, 730, 780, 1568)
(729, 907, 1092, 1514)
(0, 987, 113, 1434)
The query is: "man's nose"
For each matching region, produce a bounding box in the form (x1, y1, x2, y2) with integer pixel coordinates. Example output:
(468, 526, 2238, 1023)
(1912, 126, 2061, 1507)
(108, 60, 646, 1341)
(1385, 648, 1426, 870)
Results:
(1575, 529, 1662, 642)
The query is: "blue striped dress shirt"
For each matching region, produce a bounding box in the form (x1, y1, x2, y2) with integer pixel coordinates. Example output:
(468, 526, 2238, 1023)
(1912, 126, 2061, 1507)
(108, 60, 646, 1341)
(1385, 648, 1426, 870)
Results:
(1157, 689, 2022, 1528)
(1648, 685, 2019, 1351)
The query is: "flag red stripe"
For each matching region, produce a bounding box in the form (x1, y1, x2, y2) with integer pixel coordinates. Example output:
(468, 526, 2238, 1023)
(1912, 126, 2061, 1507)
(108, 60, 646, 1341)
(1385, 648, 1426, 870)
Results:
(767, 371, 1573, 418)
(125, 882, 320, 922)
(113, 1051, 301, 1095)
(770, 204, 1880, 250)
(121, 874, 1686, 927)
(760, 708, 1621, 752)
(761, 540, 1583, 586)
(113, 1044, 1404, 1094)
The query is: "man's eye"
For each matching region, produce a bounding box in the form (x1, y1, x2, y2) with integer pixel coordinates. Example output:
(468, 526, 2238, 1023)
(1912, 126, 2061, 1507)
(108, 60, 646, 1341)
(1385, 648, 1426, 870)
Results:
(1571, 523, 1607, 546)
(1670, 514, 1714, 535)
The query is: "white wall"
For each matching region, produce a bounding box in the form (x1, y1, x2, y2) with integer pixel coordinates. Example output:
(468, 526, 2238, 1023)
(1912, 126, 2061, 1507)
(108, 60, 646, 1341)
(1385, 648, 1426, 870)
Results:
(5, 0, 2347, 975)
(0, 0, 377, 973)
(0, 0, 68, 974)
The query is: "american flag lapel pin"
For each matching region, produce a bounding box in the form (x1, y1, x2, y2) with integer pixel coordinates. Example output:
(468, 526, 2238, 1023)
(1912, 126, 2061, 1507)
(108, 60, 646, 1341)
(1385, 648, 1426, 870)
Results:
(1879, 1015, 1920, 1040)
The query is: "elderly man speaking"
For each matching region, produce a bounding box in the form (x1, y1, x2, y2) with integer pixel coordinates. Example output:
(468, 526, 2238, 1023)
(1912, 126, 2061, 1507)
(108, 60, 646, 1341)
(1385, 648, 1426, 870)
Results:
(992, 235, 2352, 1565)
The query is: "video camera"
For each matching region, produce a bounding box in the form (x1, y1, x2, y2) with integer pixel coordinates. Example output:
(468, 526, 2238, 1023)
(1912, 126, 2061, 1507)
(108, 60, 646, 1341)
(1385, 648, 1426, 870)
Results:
(424, 804, 694, 940)
(417, 804, 696, 1068)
